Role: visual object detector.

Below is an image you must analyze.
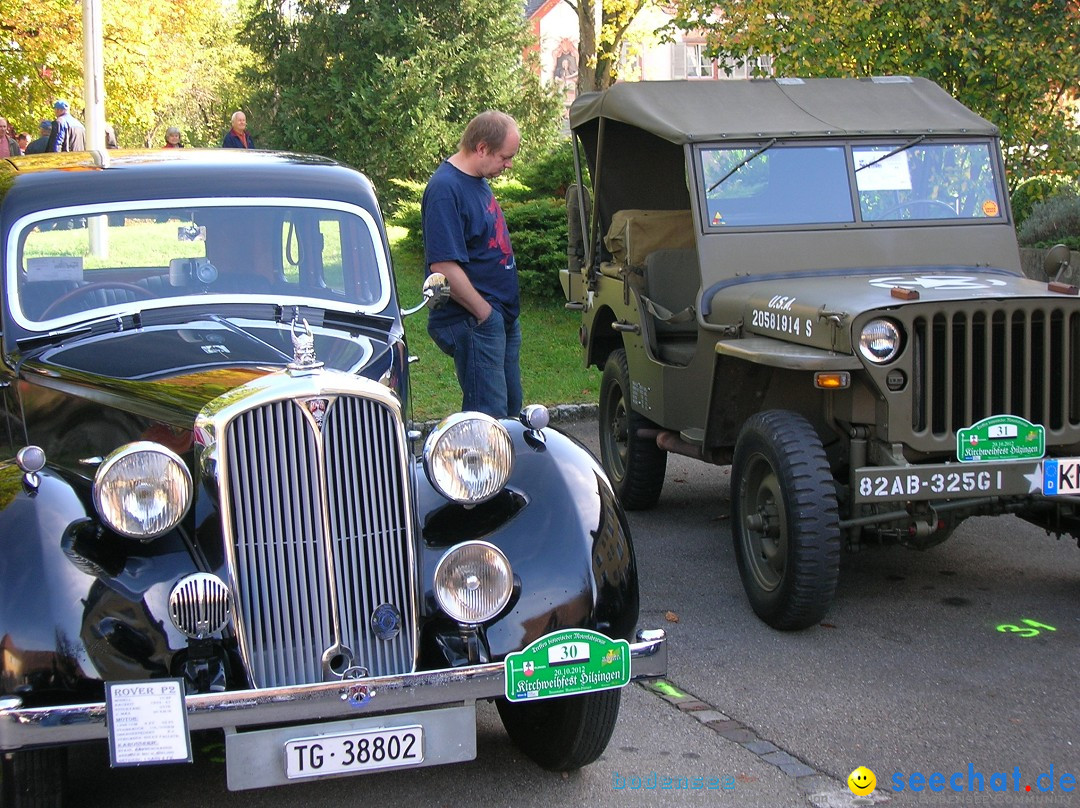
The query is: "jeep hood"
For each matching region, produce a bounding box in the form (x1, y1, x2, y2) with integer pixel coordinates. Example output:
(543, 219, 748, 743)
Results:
(704, 267, 1068, 354)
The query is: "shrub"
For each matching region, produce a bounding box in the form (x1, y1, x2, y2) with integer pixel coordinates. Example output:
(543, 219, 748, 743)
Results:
(387, 179, 425, 253)
(1017, 188, 1080, 251)
(1012, 175, 1078, 232)
(514, 139, 579, 199)
(503, 197, 568, 301)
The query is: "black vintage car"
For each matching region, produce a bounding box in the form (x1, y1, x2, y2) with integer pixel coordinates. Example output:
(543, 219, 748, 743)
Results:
(0, 149, 665, 804)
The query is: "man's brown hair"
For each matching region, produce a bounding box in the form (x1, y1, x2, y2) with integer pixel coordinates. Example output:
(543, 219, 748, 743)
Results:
(459, 110, 517, 153)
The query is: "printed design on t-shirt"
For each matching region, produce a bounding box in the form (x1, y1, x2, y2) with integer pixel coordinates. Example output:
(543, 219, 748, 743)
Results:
(487, 195, 515, 270)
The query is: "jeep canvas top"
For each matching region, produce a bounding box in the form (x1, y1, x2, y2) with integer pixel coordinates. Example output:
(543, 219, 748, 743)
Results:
(562, 76, 1079, 630)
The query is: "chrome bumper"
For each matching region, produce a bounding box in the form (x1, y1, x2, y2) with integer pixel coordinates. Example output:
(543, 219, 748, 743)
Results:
(0, 629, 666, 751)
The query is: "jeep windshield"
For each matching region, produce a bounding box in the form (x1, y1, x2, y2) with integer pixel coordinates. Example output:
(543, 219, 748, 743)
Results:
(698, 139, 1005, 229)
(8, 198, 392, 330)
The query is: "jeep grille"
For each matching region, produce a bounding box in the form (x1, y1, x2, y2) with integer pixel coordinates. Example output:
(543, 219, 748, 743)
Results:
(908, 305, 1080, 448)
(224, 395, 414, 688)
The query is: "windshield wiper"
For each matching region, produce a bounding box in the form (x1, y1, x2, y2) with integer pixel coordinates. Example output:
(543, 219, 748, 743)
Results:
(855, 135, 927, 173)
(16, 315, 129, 354)
(707, 138, 777, 194)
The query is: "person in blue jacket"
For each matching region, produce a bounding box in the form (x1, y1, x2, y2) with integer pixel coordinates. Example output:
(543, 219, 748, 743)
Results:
(222, 111, 255, 149)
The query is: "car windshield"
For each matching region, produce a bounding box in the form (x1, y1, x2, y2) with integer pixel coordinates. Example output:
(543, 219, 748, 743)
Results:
(698, 140, 1005, 229)
(10, 199, 390, 328)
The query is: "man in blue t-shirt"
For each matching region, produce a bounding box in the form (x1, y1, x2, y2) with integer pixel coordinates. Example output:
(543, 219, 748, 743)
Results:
(422, 111, 522, 418)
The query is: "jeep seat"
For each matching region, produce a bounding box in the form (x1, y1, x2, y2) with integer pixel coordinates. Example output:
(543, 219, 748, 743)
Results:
(642, 247, 699, 365)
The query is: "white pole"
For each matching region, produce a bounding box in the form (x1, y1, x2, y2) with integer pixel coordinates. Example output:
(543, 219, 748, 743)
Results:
(83, 0, 107, 255)
(82, 0, 106, 151)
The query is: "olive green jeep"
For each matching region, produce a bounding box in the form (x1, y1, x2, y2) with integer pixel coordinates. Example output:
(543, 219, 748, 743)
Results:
(561, 77, 1080, 630)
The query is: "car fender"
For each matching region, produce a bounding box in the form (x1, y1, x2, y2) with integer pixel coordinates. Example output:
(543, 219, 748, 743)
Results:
(415, 421, 639, 658)
(0, 463, 199, 696)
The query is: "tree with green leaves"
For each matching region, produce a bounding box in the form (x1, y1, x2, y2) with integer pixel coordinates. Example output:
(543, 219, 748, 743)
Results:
(666, 0, 1080, 187)
(240, 0, 563, 197)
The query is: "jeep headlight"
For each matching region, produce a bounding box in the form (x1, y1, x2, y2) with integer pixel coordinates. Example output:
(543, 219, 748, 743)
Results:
(434, 541, 513, 623)
(423, 412, 513, 503)
(93, 442, 192, 540)
(858, 318, 903, 364)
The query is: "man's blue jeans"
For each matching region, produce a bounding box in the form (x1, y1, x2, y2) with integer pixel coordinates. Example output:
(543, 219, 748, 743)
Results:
(428, 308, 522, 418)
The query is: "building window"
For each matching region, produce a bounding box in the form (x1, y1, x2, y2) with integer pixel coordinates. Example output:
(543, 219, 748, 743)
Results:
(686, 43, 712, 79)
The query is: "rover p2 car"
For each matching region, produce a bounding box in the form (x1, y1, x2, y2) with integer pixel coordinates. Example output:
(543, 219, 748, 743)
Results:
(0, 149, 666, 804)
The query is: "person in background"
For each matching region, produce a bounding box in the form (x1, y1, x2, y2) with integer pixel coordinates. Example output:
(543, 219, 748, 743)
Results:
(24, 121, 52, 154)
(47, 100, 85, 152)
(104, 122, 118, 149)
(0, 118, 19, 157)
(16, 133, 29, 153)
(421, 110, 523, 418)
(222, 111, 255, 149)
(164, 127, 184, 148)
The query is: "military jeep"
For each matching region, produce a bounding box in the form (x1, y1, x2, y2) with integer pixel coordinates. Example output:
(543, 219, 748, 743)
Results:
(561, 77, 1080, 630)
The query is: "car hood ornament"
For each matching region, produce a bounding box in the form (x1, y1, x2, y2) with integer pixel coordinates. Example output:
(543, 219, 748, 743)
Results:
(289, 316, 324, 371)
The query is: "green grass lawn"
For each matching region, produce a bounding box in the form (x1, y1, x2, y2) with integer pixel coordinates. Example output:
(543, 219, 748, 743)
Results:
(389, 228, 599, 421)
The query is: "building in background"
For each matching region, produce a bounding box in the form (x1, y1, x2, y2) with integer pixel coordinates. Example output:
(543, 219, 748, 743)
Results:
(527, 1, 773, 113)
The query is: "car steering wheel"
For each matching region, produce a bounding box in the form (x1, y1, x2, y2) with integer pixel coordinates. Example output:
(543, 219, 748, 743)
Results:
(39, 281, 155, 319)
(877, 198, 958, 219)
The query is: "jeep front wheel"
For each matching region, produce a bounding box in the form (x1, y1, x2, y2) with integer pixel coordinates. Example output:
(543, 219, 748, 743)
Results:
(599, 349, 667, 509)
(496, 689, 621, 771)
(731, 410, 840, 630)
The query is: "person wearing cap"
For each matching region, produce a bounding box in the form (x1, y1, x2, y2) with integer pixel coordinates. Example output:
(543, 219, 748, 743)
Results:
(221, 111, 255, 149)
(164, 127, 184, 148)
(47, 100, 86, 152)
(24, 121, 52, 155)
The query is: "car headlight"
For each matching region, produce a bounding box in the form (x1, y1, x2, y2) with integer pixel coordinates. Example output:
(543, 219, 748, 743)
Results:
(858, 318, 903, 364)
(423, 412, 513, 503)
(434, 541, 513, 624)
(93, 442, 192, 540)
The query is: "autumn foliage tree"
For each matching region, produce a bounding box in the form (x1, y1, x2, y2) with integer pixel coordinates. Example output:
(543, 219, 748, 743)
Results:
(563, 0, 649, 93)
(667, 0, 1080, 187)
(0, 0, 252, 146)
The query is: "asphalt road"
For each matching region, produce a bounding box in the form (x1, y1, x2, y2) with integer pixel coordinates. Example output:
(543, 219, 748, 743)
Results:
(67, 416, 1080, 807)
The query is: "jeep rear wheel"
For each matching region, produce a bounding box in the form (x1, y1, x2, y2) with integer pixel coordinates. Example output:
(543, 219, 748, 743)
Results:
(599, 349, 667, 509)
(731, 410, 840, 630)
(496, 689, 621, 771)
(1, 747, 66, 807)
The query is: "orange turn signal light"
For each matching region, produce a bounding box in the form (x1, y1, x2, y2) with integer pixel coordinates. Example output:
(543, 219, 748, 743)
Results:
(814, 371, 850, 389)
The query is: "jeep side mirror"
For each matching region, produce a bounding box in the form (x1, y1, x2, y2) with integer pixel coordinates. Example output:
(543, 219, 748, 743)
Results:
(402, 272, 450, 316)
(1043, 243, 1072, 283)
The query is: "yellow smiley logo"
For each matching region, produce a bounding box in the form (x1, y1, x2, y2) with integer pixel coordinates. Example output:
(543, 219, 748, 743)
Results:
(848, 766, 877, 796)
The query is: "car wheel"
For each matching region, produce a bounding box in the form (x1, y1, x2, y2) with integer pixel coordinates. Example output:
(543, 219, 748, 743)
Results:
(731, 410, 840, 630)
(496, 689, 621, 771)
(599, 349, 667, 509)
(1, 747, 66, 807)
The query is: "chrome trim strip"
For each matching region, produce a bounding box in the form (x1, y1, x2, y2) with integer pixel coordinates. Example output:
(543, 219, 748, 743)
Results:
(7, 197, 393, 332)
(0, 632, 666, 750)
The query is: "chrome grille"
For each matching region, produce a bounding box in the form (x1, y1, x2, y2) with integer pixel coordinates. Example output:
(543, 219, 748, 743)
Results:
(910, 305, 1080, 441)
(224, 394, 414, 688)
